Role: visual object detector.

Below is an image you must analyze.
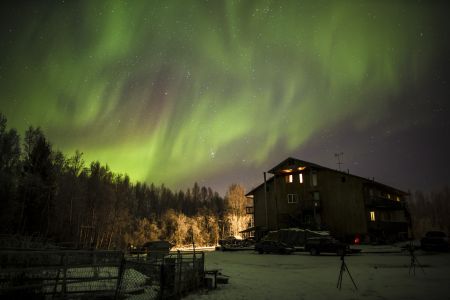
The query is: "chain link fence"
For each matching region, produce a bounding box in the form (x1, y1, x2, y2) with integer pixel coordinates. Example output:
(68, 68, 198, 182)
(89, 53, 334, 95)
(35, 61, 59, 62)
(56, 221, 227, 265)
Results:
(118, 251, 205, 299)
(0, 249, 205, 299)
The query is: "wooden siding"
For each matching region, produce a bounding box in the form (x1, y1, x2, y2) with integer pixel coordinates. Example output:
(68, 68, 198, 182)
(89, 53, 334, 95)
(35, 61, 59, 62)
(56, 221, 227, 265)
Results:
(248, 158, 409, 241)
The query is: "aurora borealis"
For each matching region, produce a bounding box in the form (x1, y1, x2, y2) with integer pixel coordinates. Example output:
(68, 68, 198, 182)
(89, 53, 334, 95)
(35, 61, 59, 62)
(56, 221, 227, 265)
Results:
(1, 1, 449, 194)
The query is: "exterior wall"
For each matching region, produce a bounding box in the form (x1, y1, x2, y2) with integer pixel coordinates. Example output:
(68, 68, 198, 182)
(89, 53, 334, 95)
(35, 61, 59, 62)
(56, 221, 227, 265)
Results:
(363, 183, 410, 241)
(316, 170, 367, 239)
(253, 168, 368, 238)
(252, 179, 278, 231)
(272, 171, 318, 229)
(252, 185, 266, 229)
(248, 158, 410, 242)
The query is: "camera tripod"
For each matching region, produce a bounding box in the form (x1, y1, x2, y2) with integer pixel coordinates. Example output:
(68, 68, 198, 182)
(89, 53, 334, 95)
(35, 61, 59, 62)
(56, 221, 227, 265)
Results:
(336, 252, 358, 290)
(407, 244, 425, 276)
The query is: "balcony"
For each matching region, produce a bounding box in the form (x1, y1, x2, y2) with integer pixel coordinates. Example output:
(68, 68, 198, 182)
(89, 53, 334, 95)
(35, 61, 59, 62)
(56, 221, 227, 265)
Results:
(368, 220, 409, 232)
(365, 196, 404, 209)
(246, 206, 254, 214)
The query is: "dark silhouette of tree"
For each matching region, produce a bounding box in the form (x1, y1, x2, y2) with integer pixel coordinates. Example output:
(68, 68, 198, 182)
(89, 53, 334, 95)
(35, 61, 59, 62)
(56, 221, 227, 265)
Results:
(0, 112, 229, 249)
(0, 114, 21, 232)
(18, 127, 56, 236)
(408, 187, 450, 238)
(53, 150, 86, 242)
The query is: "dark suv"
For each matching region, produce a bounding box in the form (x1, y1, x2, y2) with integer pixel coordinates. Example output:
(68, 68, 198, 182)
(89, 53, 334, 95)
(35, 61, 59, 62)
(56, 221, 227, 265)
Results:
(255, 240, 294, 254)
(421, 231, 449, 251)
(305, 237, 349, 256)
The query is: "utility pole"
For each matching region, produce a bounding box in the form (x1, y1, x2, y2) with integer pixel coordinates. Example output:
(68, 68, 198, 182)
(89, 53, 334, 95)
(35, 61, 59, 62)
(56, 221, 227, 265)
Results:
(264, 172, 268, 230)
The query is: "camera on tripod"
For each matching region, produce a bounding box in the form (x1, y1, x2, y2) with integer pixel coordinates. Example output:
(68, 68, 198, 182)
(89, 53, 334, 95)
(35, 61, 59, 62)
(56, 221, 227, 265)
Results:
(336, 244, 358, 290)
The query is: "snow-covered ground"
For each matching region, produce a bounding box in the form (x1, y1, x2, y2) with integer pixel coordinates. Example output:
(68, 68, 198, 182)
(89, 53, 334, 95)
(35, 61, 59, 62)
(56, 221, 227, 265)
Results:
(185, 249, 450, 300)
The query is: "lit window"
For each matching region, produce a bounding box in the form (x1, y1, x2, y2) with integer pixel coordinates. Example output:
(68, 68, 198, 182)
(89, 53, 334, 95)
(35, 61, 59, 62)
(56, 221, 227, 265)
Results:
(287, 194, 298, 204)
(396, 196, 400, 202)
(287, 174, 293, 183)
(387, 194, 391, 199)
(299, 173, 303, 183)
(370, 211, 376, 221)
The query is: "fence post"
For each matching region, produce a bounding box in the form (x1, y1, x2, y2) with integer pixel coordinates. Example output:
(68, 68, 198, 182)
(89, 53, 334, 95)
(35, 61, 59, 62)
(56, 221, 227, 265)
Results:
(193, 251, 197, 288)
(93, 250, 99, 279)
(178, 250, 182, 297)
(115, 252, 125, 300)
(52, 252, 63, 297)
(62, 252, 67, 297)
(201, 252, 205, 286)
(159, 259, 165, 300)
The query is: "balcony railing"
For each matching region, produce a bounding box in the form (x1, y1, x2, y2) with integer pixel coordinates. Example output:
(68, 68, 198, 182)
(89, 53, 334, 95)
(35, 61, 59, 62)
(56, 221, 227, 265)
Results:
(365, 196, 404, 209)
(368, 220, 409, 232)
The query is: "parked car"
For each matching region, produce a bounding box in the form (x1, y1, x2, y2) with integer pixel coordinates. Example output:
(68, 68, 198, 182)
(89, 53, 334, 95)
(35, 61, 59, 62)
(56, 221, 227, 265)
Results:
(140, 240, 174, 259)
(255, 240, 294, 254)
(421, 231, 449, 251)
(305, 237, 349, 256)
(219, 236, 239, 247)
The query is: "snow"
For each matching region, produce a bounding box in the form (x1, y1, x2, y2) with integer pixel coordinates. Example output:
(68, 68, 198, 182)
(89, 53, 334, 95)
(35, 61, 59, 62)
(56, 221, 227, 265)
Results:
(184, 249, 450, 300)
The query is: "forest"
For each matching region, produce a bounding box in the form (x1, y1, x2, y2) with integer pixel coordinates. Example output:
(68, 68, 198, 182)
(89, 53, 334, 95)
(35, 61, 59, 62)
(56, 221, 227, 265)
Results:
(1, 112, 449, 249)
(408, 188, 450, 239)
(0, 113, 250, 249)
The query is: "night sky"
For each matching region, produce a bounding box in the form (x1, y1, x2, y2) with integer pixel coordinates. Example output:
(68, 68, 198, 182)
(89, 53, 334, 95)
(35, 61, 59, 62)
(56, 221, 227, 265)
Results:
(1, 1, 449, 195)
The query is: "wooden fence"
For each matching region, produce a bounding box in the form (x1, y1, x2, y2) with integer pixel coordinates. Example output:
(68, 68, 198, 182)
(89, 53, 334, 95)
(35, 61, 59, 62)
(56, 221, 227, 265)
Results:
(0, 249, 205, 299)
(0, 249, 123, 298)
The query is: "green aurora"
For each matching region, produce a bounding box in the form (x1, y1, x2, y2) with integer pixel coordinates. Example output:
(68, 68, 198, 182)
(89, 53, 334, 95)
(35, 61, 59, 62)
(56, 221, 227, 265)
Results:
(0, 1, 445, 190)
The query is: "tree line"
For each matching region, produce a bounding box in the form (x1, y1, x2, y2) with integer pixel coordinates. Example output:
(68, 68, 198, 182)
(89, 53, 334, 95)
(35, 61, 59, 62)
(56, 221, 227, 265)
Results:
(0, 113, 250, 249)
(408, 187, 450, 238)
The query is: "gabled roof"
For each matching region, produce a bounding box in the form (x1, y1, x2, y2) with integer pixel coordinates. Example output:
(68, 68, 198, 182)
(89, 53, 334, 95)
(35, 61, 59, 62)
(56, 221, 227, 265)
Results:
(246, 157, 408, 196)
(245, 176, 274, 197)
(268, 157, 325, 174)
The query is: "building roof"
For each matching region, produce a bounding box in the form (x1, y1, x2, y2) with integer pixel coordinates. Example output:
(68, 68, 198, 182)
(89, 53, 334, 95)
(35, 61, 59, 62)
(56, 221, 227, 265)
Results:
(246, 157, 408, 196)
(268, 157, 325, 174)
(245, 176, 274, 197)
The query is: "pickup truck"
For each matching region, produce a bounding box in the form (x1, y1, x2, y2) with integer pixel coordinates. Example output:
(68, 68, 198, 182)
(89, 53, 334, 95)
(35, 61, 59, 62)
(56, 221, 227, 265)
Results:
(305, 237, 349, 256)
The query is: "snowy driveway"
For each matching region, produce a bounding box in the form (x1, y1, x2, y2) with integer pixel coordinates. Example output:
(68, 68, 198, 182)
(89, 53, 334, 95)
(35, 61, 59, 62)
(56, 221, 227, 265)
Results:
(185, 250, 450, 300)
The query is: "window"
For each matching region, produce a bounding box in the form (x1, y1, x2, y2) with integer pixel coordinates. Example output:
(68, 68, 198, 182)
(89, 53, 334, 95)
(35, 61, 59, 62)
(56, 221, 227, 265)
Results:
(287, 194, 298, 204)
(299, 173, 303, 183)
(311, 171, 317, 186)
(286, 174, 293, 183)
(313, 191, 320, 201)
(396, 195, 400, 202)
(370, 211, 376, 221)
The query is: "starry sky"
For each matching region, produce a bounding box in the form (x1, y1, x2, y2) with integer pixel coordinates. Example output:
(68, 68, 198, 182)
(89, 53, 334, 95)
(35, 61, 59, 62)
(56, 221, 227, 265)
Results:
(1, 0, 449, 195)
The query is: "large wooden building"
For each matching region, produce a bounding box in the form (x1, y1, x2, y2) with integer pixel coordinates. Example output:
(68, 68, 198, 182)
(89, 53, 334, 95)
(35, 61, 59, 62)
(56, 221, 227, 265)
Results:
(245, 157, 410, 243)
